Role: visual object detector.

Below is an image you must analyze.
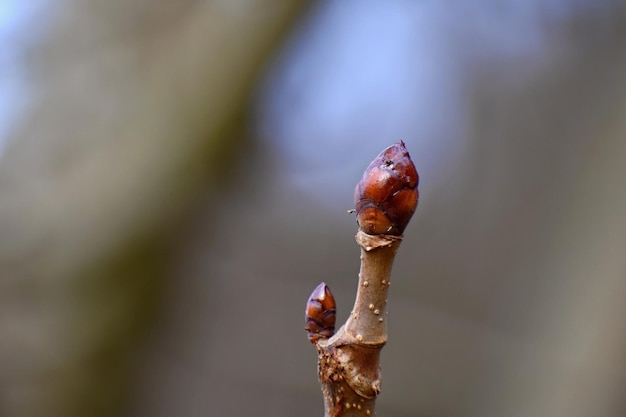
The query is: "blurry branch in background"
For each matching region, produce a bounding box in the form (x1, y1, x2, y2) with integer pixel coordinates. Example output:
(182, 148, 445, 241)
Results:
(0, 2, 308, 417)
(305, 142, 419, 417)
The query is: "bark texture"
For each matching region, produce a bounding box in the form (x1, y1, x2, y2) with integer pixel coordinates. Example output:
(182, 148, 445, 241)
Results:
(316, 233, 401, 417)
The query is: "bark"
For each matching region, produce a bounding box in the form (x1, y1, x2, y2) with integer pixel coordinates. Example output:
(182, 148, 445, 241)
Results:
(316, 233, 402, 417)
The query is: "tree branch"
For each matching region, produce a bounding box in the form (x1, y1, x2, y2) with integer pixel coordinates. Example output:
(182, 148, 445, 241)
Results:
(305, 141, 419, 417)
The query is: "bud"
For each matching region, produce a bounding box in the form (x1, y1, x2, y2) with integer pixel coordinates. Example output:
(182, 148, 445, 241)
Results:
(354, 141, 419, 235)
(305, 282, 336, 344)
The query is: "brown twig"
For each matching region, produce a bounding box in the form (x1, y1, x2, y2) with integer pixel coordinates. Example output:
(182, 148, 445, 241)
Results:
(305, 141, 419, 417)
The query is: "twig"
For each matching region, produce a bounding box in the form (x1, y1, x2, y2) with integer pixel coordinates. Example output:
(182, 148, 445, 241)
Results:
(305, 141, 419, 417)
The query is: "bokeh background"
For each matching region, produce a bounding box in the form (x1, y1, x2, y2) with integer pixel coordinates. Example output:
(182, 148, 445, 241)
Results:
(1, 1, 626, 416)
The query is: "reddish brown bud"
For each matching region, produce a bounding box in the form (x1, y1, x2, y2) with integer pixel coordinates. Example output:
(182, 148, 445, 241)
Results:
(305, 282, 336, 344)
(354, 140, 419, 235)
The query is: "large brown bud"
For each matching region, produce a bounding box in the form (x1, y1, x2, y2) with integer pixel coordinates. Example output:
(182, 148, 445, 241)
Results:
(354, 141, 419, 235)
(304, 282, 336, 344)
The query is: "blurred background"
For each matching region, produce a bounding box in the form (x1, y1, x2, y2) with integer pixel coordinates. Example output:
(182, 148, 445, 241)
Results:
(1, 1, 626, 416)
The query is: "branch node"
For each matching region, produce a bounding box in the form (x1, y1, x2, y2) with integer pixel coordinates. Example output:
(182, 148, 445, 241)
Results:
(355, 230, 402, 251)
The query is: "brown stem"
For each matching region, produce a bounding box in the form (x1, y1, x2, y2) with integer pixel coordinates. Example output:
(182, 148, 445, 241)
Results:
(314, 232, 402, 417)
(345, 231, 402, 344)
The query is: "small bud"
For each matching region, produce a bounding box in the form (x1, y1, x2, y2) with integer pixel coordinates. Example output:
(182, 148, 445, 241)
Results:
(305, 282, 336, 344)
(354, 141, 419, 235)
